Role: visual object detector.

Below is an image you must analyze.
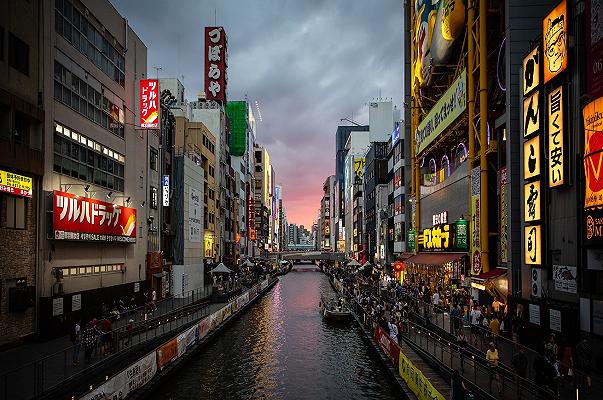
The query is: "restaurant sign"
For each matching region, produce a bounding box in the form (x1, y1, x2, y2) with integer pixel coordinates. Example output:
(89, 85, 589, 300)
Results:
(583, 96, 603, 209)
(0, 169, 32, 198)
(407, 230, 416, 252)
(415, 69, 467, 155)
(53, 191, 136, 243)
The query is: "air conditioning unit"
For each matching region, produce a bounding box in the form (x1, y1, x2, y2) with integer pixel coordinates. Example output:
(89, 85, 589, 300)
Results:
(531, 268, 542, 298)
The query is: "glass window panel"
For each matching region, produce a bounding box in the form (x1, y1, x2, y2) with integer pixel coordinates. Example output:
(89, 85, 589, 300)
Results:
(87, 84, 94, 102)
(87, 41, 94, 59)
(71, 162, 79, 178)
(100, 172, 107, 187)
(87, 150, 94, 165)
(100, 265, 106, 272)
(71, 142, 78, 159)
(86, 267, 93, 274)
(79, 163, 87, 180)
(79, 96, 86, 114)
(93, 169, 101, 185)
(56, 0, 64, 14)
(63, 1, 72, 20)
(107, 175, 114, 189)
(70, 267, 77, 275)
(101, 156, 107, 171)
(54, 155, 62, 173)
(62, 86, 70, 105)
(64, 21, 72, 42)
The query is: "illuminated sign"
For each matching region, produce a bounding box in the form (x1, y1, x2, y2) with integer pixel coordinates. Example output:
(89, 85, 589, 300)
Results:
(392, 121, 400, 146)
(583, 96, 603, 209)
(523, 136, 541, 180)
(523, 91, 541, 137)
(548, 86, 565, 186)
(432, 211, 448, 226)
(455, 219, 468, 250)
(419, 225, 451, 250)
(53, 191, 136, 242)
(205, 27, 227, 102)
(523, 47, 540, 96)
(0, 169, 32, 198)
(354, 157, 365, 185)
(543, 0, 568, 84)
(585, 207, 603, 245)
(524, 181, 541, 222)
(500, 168, 509, 263)
(470, 166, 481, 275)
(140, 79, 159, 129)
(162, 175, 170, 207)
(415, 70, 467, 155)
(407, 230, 416, 252)
(525, 225, 542, 265)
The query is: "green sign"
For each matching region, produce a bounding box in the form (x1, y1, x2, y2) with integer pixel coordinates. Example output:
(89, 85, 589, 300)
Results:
(226, 101, 247, 157)
(407, 230, 416, 252)
(455, 219, 468, 250)
(415, 69, 467, 155)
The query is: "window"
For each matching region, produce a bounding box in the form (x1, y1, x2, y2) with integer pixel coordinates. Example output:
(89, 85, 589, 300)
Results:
(150, 186, 158, 209)
(150, 147, 158, 171)
(53, 122, 125, 192)
(8, 33, 29, 76)
(2, 195, 26, 229)
(56, 264, 124, 277)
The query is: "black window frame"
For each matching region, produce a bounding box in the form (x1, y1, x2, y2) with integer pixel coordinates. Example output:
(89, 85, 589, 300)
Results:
(8, 32, 29, 76)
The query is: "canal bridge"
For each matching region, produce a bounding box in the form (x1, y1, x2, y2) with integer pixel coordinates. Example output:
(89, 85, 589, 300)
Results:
(278, 251, 345, 262)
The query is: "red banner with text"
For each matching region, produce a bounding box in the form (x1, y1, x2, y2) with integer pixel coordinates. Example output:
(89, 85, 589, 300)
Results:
(374, 325, 400, 366)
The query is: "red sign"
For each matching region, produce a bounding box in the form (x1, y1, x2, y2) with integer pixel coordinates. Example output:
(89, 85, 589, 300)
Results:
(140, 79, 159, 129)
(374, 326, 400, 366)
(393, 261, 405, 272)
(53, 191, 136, 243)
(204, 27, 227, 102)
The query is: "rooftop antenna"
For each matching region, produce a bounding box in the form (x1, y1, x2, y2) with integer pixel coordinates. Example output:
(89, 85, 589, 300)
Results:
(214, 8, 217, 25)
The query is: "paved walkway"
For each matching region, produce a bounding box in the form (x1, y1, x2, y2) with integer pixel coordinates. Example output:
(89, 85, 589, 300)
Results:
(0, 286, 222, 400)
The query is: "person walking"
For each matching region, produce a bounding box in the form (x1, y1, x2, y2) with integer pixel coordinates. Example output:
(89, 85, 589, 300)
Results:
(470, 304, 482, 345)
(486, 342, 503, 396)
(512, 345, 528, 396)
(71, 320, 81, 366)
(82, 322, 97, 364)
(450, 369, 467, 400)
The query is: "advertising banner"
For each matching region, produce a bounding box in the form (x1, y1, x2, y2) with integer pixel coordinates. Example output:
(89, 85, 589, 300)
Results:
(139, 79, 159, 129)
(156, 338, 178, 370)
(374, 326, 399, 367)
(237, 292, 250, 309)
(553, 265, 577, 293)
(189, 187, 201, 242)
(199, 317, 211, 339)
(260, 279, 269, 291)
(585, 206, 603, 246)
(398, 350, 446, 400)
(470, 166, 481, 275)
(543, 0, 568, 84)
(0, 169, 32, 197)
(222, 304, 233, 320)
(583, 97, 603, 209)
(548, 86, 565, 186)
(587, 0, 603, 99)
(176, 325, 198, 357)
(204, 27, 227, 102)
(53, 191, 136, 242)
(415, 70, 467, 155)
(499, 168, 509, 263)
(80, 352, 157, 400)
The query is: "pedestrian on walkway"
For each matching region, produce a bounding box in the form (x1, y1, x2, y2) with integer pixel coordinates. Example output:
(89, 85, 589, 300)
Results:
(450, 369, 467, 400)
(82, 322, 97, 364)
(70, 320, 81, 365)
(451, 303, 461, 333)
(576, 337, 592, 390)
(511, 345, 528, 396)
(470, 304, 481, 345)
(486, 342, 503, 396)
(125, 319, 134, 346)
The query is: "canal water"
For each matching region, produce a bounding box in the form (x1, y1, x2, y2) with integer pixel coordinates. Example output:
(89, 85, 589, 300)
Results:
(149, 263, 399, 400)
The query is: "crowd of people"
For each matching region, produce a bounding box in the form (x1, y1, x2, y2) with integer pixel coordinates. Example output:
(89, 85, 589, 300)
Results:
(324, 261, 596, 399)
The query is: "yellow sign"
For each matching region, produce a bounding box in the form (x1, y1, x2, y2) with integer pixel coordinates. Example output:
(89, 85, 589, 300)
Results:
(548, 86, 565, 187)
(523, 136, 541, 180)
(0, 169, 33, 198)
(419, 225, 451, 250)
(523, 47, 540, 96)
(524, 181, 541, 222)
(523, 91, 540, 137)
(354, 157, 365, 178)
(583, 97, 603, 209)
(525, 225, 542, 265)
(543, 0, 567, 84)
(398, 350, 446, 400)
(204, 232, 214, 258)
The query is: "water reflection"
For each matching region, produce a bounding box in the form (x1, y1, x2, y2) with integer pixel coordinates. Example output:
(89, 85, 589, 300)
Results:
(151, 264, 398, 400)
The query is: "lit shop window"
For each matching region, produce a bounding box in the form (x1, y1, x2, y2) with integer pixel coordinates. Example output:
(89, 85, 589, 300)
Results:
(59, 264, 124, 277)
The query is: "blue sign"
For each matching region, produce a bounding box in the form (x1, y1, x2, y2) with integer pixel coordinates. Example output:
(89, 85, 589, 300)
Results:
(392, 121, 400, 146)
(162, 175, 170, 206)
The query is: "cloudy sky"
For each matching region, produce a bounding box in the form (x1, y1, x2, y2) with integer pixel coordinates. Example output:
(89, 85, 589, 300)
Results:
(112, 0, 404, 227)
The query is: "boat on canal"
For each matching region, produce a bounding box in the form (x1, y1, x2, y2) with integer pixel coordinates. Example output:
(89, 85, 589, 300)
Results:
(319, 295, 352, 321)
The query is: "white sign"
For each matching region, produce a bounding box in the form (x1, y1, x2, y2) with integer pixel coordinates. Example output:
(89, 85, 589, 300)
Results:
(71, 294, 81, 312)
(189, 187, 201, 243)
(162, 175, 170, 206)
(550, 309, 562, 332)
(134, 282, 140, 293)
(432, 211, 448, 226)
(52, 297, 63, 316)
(529, 303, 541, 325)
(552, 265, 577, 293)
(380, 244, 385, 260)
(79, 352, 157, 400)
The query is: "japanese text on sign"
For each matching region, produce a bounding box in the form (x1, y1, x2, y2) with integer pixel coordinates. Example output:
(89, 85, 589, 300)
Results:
(548, 86, 565, 186)
(0, 169, 32, 198)
(205, 27, 227, 102)
(140, 79, 159, 129)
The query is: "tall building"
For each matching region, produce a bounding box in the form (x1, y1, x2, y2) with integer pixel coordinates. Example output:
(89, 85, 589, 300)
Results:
(254, 145, 270, 255)
(318, 175, 335, 251)
(363, 142, 388, 263)
(0, 0, 44, 346)
(41, 0, 148, 337)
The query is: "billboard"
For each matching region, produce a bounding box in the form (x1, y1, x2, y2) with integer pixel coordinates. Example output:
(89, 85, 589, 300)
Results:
(587, 0, 603, 98)
(583, 96, 603, 209)
(0, 169, 32, 198)
(470, 166, 481, 275)
(140, 79, 159, 129)
(205, 27, 227, 102)
(543, 0, 568, 84)
(226, 101, 247, 156)
(548, 86, 565, 186)
(189, 187, 201, 243)
(53, 191, 136, 242)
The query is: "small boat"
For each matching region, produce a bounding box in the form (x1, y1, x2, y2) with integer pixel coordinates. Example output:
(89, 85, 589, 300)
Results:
(319, 295, 352, 322)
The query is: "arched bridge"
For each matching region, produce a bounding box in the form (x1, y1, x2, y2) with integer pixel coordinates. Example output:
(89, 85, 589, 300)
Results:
(278, 251, 345, 262)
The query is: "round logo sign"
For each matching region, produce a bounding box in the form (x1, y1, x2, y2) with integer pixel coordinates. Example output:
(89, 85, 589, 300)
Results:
(586, 215, 594, 240)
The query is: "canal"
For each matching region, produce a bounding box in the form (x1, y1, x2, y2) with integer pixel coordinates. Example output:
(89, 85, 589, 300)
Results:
(149, 263, 400, 399)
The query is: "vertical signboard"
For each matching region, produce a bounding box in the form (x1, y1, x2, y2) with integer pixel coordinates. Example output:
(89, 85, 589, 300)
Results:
(543, 0, 568, 84)
(204, 27, 227, 102)
(162, 175, 170, 207)
(499, 168, 508, 263)
(189, 187, 201, 242)
(140, 79, 159, 129)
(548, 86, 565, 186)
(470, 166, 481, 275)
(583, 96, 603, 247)
(587, 0, 603, 99)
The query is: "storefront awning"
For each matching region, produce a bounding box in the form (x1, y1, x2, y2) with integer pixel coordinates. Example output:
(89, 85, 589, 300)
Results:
(397, 252, 414, 261)
(405, 252, 466, 266)
(471, 267, 507, 282)
(152, 272, 167, 278)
